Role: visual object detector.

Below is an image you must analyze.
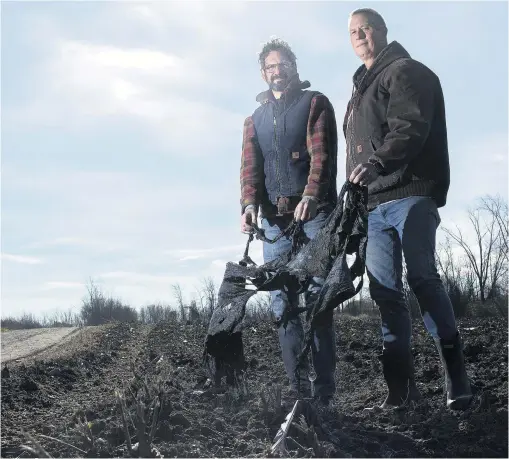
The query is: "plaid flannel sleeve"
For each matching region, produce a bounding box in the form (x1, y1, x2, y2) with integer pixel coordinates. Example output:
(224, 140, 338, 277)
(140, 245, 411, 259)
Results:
(303, 94, 338, 200)
(240, 116, 263, 213)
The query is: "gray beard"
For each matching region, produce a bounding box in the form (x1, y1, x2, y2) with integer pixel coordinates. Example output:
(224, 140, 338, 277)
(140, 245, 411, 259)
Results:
(269, 78, 289, 92)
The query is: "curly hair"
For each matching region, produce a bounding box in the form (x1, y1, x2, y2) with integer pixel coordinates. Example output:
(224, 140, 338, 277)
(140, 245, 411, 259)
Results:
(258, 37, 297, 70)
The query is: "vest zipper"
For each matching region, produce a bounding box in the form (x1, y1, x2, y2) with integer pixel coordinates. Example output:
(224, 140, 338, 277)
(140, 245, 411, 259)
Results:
(273, 115, 282, 197)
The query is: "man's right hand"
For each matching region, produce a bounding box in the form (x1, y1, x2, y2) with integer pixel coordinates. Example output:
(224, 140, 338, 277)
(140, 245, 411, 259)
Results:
(241, 205, 257, 234)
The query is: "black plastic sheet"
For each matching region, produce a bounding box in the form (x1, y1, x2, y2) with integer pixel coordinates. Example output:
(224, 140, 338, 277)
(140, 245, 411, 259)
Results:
(204, 181, 368, 385)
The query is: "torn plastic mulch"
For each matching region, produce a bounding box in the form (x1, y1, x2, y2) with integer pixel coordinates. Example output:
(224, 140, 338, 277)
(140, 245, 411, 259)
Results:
(203, 181, 368, 385)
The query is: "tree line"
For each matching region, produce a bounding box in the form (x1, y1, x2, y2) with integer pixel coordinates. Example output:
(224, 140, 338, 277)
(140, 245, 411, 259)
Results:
(343, 194, 508, 319)
(2, 194, 507, 330)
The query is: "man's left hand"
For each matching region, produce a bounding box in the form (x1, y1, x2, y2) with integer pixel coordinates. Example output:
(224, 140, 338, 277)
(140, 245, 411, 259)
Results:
(349, 162, 380, 187)
(294, 196, 318, 222)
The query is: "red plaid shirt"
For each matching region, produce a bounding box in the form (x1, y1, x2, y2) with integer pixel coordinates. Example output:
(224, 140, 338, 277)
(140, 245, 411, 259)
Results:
(240, 93, 337, 212)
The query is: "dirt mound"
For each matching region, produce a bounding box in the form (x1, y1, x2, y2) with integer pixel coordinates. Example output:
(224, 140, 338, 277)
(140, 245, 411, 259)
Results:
(1, 316, 507, 458)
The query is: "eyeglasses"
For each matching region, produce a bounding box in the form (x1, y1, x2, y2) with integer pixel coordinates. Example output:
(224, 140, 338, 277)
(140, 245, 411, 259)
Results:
(263, 61, 294, 73)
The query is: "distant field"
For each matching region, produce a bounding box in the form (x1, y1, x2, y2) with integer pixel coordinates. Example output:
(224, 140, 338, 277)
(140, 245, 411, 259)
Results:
(1, 327, 82, 363)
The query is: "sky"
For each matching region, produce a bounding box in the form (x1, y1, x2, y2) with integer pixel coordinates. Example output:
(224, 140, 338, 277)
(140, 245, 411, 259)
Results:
(1, 0, 508, 318)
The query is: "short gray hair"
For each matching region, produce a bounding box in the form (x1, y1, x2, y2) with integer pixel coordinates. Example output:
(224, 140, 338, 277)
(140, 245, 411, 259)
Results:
(349, 8, 387, 32)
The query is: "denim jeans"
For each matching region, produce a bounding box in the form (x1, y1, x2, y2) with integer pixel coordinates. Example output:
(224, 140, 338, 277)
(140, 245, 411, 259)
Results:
(366, 196, 458, 353)
(261, 211, 336, 398)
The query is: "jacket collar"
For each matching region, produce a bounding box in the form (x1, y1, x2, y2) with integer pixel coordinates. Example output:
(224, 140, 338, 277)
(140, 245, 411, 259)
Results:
(352, 41, 411, 93)
(256, 74, 311, 104)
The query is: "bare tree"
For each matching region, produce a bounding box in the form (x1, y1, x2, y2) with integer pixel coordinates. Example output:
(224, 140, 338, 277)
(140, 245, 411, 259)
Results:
(139, 307, 147, 324)
(436, 237, 476, 317)
(81, 279, 138, 325)
(247, 292, 272, 321)
(436, 236, 458, 287)
(146, 304, 164, 323)
(188, 299, 200, 323)
(172, 283, 186, 323)
(480, 195, 508, 259)
(139, 303, 177, 324)
(442, 196, 508, 303)
(197, 277, 217, 322)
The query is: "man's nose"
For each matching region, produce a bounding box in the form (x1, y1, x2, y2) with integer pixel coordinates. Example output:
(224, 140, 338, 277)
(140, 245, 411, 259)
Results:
(273, 65, 282, 75)
(358, 28, 366, 39)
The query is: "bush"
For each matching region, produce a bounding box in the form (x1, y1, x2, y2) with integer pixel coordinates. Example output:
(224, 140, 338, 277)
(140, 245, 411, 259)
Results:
(139, 304, 178, 324)
(468, 299, 508, 319)
(80, 283, 138, 326)
(1, 313, 44, 330)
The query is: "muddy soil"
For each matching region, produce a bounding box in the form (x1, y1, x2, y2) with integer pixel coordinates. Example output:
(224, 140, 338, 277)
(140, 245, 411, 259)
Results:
(1, 315, 507, 458)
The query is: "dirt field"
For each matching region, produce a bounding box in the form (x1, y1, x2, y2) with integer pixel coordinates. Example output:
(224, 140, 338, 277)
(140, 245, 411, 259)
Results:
(1, 315, 507, 458)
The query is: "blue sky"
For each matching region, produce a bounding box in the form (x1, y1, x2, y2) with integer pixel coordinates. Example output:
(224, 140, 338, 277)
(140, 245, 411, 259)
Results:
(1, 1, 508, 317)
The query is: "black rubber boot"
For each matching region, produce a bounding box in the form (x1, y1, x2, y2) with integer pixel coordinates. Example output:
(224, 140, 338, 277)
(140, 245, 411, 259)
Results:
(379, 349, 421, 409)
(435, 333, 472, 410)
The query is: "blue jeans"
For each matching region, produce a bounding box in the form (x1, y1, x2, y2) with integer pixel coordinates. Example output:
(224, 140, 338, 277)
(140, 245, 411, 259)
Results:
(366, 196, 458, 353)
(261, 211, 336, 398)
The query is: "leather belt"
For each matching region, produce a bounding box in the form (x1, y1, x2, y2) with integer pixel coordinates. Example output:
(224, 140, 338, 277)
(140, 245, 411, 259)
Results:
(276, 196, 301, 216)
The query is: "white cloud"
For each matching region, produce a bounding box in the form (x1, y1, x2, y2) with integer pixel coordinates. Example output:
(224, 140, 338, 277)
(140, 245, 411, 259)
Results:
(99, 271, 177, 284)
(1, 253, 44, 265)
(165, 244, 246, 261)
(93, 271, 209, 307)
(5, 37, 244, 154)
(491, 154, 507, 163)
(445, 133, 508, 212)
(2, 165, 234, 251)
(67, 44, 184, 73)
(123, 2, 345, 56)
(5, 0, 349, 145)
(25, 237, 121, 252)
(211, 259, 228, 268)
(177, 255, 202, 262)
(43, 281, 85, 290)
(6, 36, 244, 151)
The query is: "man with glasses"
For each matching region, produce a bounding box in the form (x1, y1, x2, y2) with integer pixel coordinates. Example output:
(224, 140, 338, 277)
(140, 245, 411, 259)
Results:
(239, 38, 339, 406)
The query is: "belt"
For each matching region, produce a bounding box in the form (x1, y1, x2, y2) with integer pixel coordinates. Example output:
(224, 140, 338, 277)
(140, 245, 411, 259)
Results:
(275, 196, 301, 216)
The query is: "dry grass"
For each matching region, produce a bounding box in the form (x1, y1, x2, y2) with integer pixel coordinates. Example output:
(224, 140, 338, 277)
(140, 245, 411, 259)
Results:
(115, 361, 166, 458)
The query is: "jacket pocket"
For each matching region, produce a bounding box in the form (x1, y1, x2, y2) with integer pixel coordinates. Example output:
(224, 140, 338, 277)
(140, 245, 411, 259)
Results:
(289, 144, 310, 163)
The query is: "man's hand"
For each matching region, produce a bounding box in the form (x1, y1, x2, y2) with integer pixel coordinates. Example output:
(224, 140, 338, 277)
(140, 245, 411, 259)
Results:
(294, 196, 318, 222)
(241, 205, 257, 234)
(349, 162, 380, 187)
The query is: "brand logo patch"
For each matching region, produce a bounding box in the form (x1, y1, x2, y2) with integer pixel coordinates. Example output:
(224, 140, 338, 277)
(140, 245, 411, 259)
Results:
(292, 151, 299, 159)
(356, 145, 363, 153)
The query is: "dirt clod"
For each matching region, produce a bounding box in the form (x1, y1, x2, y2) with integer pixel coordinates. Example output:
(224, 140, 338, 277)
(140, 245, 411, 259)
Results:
(19, 377, 39, 391)
(169, 412, 192, 428)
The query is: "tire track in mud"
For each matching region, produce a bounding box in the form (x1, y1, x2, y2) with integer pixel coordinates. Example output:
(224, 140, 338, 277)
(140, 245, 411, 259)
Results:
(2, 328, 82, 364)
(1, 322, 153, 458)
